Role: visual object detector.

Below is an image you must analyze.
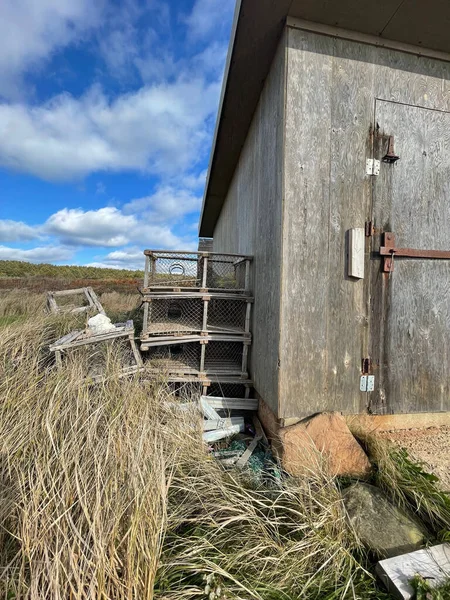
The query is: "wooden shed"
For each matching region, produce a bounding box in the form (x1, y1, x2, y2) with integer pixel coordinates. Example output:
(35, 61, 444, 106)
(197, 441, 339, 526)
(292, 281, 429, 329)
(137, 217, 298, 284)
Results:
(199, 0, 450, 428)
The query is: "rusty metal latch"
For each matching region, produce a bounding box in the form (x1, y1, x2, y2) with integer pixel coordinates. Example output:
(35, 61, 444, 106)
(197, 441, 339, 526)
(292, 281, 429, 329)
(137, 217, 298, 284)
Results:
(382, 136, 400, 163)
(380, 232, 450, 272)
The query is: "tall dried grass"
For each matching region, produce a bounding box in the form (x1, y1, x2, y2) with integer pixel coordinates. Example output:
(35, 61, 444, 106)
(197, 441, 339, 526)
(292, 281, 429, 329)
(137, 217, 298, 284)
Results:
(0, 291, 393, 599)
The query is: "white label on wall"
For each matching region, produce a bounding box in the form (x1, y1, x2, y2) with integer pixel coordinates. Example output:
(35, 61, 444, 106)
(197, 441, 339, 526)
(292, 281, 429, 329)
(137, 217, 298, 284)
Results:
(349, 228, 365, 279)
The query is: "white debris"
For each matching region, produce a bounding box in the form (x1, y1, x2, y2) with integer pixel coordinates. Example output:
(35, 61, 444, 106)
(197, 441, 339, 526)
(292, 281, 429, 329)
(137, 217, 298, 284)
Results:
(376, 543, 450, 599)
(88, 314, 116, 335)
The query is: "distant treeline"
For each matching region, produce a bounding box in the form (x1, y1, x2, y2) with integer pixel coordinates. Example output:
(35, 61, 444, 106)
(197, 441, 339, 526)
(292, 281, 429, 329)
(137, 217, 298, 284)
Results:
(0, 261, 144, 280)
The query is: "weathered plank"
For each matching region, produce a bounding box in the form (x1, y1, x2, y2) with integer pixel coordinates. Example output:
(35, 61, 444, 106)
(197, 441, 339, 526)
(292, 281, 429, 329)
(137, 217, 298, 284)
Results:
(280, 29, 334, 418)
(212, 32, 287, 415)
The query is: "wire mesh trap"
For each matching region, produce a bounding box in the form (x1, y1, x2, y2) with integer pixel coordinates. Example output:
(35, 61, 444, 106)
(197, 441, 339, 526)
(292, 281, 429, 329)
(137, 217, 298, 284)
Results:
(144, 339, 249, 378)
(141, 294, 252, 338)
(207, 297, 251, 334)
(143, 250, 252, 292)
(142, 297, 204, 337)
(145, 342, 202, 375)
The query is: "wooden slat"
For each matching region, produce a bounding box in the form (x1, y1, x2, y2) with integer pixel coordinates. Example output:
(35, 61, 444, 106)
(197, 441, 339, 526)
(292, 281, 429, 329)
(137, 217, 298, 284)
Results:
(52, 288, 87, 297)
(49, 330, 82, 350)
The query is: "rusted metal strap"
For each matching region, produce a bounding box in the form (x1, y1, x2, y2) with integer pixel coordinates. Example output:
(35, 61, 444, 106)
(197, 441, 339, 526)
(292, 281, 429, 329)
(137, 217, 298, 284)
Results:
(380, 232, 450, 272)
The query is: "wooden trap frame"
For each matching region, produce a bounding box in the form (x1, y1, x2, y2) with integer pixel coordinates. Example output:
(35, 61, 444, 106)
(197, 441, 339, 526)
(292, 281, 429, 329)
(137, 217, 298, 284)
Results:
(47, 287, 105, 315)
(49, 319, 143, 379)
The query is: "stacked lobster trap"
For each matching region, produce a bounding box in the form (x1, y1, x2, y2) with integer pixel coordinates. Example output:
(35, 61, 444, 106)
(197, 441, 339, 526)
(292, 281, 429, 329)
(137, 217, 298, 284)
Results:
(140, 250, 253, 397)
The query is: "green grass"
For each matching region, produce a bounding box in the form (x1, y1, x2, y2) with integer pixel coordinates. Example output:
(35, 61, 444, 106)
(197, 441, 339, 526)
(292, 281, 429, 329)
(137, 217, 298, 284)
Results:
(0, 259, 143, 279)
(1, 290, 450, 599)
(412, 575, 450, 599)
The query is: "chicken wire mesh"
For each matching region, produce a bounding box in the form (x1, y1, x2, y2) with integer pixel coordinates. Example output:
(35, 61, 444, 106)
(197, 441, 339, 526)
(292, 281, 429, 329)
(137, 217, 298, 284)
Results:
(145, 252, 202, 287)
(145, 251, 250, 290)
(207, 297, 249, 334)
(143, 297, 204, 337)
(204, 342, 246, 375)
(206, 382, 252, 398)
(205, 255, 248, 290)
(146, 342, 201, 374)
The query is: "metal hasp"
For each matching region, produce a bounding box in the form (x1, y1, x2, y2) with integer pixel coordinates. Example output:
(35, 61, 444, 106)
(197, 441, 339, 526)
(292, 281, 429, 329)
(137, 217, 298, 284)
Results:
(382, 136, 400, 163)
(380, 232, 450, 272)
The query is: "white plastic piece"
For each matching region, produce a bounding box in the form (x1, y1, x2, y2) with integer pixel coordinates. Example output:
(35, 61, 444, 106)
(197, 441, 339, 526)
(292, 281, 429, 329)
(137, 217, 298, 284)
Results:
(203, 424, 244, 443)
(360, 376, 368, 392)
(376, 544, 450, 600)
(203, 417, 245, 431)
(367, 375, 375, 392)
(200, 397, 221, 420)
(88, 314, 116, 335)
(201, 396, 258, 411)
(348, 228, 365, 279)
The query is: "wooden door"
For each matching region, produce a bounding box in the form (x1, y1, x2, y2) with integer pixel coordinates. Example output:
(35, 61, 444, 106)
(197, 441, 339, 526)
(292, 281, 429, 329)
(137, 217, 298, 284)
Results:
(369, 100, 450, 414)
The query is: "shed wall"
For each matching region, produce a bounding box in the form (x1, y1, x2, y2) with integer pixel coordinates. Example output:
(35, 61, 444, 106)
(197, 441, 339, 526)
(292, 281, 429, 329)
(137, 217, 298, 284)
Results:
(280, 26, 450, 419)
(213, 34, 286, 414)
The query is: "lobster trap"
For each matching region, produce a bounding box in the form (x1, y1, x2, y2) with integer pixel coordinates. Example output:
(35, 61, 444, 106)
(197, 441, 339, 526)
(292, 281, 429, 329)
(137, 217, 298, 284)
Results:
(141, 293, 252, 339)
(47, 287, 105, 315)
(143, 338, 250, 378)
(49, 320, 143, 380)
(143, 250, 252, 292)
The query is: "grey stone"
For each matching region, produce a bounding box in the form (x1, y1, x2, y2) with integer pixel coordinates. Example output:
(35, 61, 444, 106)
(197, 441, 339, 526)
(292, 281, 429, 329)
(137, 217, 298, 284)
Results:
(342, 483, 427, 558)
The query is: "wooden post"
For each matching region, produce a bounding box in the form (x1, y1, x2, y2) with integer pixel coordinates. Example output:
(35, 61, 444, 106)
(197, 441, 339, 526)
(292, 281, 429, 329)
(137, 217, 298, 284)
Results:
(202, 299, 209, 333)
(245, 301, 251, 334)
(55, 350, 62, 368)
(200, 342, 206, 372)
(143, 255, 150, 288)
(129, 335, 143, 368)
(143, 299, 150, 338)
(244, 259, 250, 291)
(242, 343, 249, 374)
(202, 256, 208, 288)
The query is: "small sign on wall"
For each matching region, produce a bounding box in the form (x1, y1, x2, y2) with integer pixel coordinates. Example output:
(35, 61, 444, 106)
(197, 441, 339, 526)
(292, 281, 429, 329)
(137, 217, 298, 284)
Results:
(348, 228, 365, 279)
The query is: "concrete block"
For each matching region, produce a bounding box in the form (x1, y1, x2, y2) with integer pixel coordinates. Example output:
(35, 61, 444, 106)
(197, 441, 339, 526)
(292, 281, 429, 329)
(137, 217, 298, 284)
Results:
(376, 543, 450, 599)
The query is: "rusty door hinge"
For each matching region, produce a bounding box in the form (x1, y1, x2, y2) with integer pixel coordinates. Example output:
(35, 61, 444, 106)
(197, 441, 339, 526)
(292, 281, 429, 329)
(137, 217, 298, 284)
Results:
(361, 357, 372, 375)
(365, 221, 374, 237)
(380, 232, 450, 272)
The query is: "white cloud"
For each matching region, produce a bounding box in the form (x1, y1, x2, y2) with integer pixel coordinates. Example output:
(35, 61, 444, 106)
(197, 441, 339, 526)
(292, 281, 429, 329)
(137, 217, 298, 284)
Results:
(0, 0, 104, 99)
(88, 248, 145, 270)
(42, 206, 192, 250)
(124, 186, 202, 223)
(45, 207, 134, 247)
(0, 245, 73, 263)
(0, 80, 220, 181)
(185, 0, 235, 41)
(0, 219, 40, 242)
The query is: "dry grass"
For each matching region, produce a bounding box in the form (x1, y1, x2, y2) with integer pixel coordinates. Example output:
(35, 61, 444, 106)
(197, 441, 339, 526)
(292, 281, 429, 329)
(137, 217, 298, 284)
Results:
(0, 290, 412, 599)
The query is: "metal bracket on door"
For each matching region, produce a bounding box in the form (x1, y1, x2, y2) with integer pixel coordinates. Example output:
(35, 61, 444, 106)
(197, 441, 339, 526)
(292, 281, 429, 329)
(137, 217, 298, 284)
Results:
(379, 232, 450, 272)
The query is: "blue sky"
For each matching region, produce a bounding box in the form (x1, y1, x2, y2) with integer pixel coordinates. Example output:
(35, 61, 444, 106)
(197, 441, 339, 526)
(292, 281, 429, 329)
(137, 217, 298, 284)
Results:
(0, 0, 234, 270)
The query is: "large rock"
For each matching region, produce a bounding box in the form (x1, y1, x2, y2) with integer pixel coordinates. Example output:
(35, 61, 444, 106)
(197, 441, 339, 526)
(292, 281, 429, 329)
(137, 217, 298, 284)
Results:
(280, 412, 372, 478)
(343, 483, 427, 558)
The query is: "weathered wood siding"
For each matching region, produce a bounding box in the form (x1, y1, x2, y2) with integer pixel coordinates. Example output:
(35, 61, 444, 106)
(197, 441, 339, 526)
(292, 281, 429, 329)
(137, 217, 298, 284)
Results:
(281, 26, 450, 419)
(213, 34, 286, 414)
